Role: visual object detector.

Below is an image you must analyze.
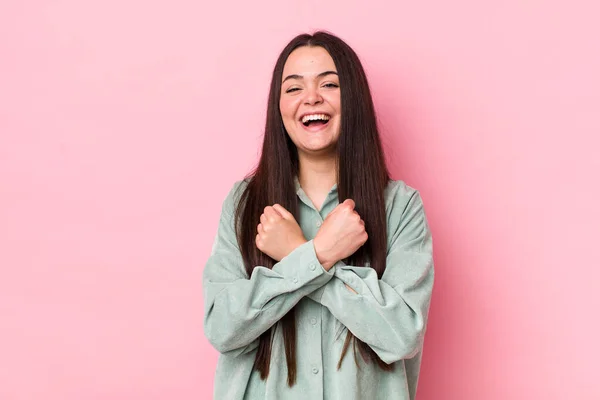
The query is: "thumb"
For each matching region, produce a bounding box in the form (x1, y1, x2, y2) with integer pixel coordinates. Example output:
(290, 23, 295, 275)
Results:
(272, 204, 296, 221)
(342, 199, 355, 209)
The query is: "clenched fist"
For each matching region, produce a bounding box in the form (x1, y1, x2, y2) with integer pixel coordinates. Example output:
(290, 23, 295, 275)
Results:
(256, 204, 307, 262)
(314, 199, 368, 271)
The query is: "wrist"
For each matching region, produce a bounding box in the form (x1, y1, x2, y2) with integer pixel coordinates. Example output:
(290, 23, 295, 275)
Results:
(320, 260, 335, 271)
(313, 238, 335, 271)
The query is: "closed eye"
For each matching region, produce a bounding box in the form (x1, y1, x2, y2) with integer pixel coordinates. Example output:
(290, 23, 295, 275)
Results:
(323, 83, 339, 88)
(286, 87, 301, 93)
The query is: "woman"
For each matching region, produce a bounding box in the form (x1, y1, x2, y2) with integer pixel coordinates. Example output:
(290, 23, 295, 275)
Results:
(203, 31, 434, 400)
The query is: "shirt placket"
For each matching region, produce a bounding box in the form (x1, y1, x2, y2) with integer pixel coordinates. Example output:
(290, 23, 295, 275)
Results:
(306, 209, 325, 399)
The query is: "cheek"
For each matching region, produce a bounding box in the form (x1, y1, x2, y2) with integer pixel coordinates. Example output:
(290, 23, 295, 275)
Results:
(279, 98, 296, 120)
(325, 93, 341, 112)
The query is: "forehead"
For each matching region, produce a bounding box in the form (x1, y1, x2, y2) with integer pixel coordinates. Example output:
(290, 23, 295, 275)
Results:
(282, 46, 337, 78)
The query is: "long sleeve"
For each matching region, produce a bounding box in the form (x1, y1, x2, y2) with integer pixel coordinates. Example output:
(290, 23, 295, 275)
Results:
(203, 181, 335, 356)
(307, 189, 434, 364)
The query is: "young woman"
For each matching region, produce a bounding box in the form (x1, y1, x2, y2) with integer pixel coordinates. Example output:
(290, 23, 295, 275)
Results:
(203, 31, 434, 400)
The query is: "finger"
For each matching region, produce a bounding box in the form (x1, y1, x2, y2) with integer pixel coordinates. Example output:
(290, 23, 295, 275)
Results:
(257, 223, 264, 233)
(343, 199, 355, 210)
(260, 214, 267, 225)
(264, 206, 281, 220)
(330, 200, 350, 215)
(272, 204, 294, 220)
(361, 232, 369, 244)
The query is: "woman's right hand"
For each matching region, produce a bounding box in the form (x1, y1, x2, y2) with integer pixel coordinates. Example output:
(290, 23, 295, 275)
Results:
(313, 199, 368, 271)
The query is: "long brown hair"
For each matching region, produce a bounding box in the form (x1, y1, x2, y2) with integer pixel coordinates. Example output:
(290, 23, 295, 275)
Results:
(234, 31, 392, 386)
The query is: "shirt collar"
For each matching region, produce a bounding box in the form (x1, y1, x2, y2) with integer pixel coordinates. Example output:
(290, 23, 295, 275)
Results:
(294, 175, 338, 195)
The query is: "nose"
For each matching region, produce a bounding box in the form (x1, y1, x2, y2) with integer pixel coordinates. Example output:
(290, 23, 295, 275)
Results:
(303, 85, 323, 105)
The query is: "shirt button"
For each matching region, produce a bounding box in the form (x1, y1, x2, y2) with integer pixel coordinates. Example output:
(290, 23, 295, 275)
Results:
(310, 318, 317, 325)
(316, 220, 322, 227)
(312, 367, 319, 374)
(293, 277, 298, 283)
(309, 263, 316, 271)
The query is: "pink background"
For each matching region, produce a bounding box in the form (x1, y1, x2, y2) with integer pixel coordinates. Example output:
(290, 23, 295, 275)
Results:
(1, 0, 599, 399)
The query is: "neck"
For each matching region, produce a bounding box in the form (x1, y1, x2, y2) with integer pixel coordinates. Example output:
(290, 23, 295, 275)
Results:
(297, 152, 337, 194)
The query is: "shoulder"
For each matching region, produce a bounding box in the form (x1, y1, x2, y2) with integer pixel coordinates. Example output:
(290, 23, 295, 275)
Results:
(384, 179, 422, 206)
(384, 179, 427, 220)
(221, 178, 251, 216)
(384, 180, 432, 251)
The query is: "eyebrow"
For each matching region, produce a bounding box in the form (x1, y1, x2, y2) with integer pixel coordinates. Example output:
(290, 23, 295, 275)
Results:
(282, 70, 338, 83)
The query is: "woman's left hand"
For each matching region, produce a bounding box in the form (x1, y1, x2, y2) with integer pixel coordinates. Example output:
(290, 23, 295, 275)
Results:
(256, 204, 307, 261)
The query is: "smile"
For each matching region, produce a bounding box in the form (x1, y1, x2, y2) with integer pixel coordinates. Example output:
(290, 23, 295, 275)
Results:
(299, 113, 331, 132)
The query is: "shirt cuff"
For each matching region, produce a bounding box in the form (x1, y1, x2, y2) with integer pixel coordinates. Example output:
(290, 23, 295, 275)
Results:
(271, 240, 334, 289)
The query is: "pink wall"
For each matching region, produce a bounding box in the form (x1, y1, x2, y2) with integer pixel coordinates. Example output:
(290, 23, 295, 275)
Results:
(1, 0, 599, 399)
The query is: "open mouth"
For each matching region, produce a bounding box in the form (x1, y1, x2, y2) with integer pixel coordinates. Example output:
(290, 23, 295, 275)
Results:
(300, 113, 331, 128)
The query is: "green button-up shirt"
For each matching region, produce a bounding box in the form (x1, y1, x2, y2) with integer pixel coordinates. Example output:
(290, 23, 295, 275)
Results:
(203, 177, 434, 400)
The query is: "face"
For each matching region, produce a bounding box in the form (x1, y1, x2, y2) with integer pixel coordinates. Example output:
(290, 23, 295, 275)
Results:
(279, 46, 341, 158)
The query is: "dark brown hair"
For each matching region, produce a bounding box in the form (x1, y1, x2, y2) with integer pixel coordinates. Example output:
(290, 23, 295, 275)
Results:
(235, 31, 392, 386)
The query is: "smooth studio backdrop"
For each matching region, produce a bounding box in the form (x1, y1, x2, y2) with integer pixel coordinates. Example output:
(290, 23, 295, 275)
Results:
(1, 0, 599, 399)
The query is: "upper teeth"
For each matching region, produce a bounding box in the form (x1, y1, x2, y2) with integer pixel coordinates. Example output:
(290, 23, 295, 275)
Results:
(302, 114, 330, 123)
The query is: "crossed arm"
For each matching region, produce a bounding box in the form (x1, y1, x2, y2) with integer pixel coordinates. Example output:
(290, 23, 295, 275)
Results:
(203, 182, 434, 363)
